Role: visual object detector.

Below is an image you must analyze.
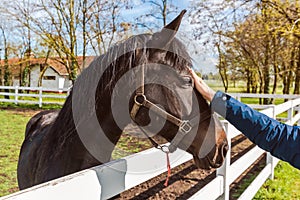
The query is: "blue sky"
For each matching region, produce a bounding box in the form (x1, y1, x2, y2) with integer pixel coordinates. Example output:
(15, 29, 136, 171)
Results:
(121, 0, 190, 25)
(120, 0, 218, 74)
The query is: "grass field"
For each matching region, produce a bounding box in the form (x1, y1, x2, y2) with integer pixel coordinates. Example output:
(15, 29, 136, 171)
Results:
(0, 110, 31, 196)
(254, 162, 300, 199)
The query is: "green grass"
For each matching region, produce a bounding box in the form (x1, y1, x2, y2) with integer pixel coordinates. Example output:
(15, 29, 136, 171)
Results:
(0, 102, 62, 110)
(112, 133, 152, 159)
(0, 109, 150, 197)
(0, 110, 31, 196)
(254, 162, 300, 199)
(231, 161, 300, 199)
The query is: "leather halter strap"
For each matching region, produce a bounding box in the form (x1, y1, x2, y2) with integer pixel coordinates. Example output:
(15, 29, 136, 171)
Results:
(130, 65, 211, 153)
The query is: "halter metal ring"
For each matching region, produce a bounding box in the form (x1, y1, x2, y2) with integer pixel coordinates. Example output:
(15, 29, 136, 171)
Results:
(179, 120, 192, 134)
(134, 94, 146, 106)
(158, 145, 170, 153)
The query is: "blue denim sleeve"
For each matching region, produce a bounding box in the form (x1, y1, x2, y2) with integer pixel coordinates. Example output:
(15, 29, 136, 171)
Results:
(211, 90, 300, 169)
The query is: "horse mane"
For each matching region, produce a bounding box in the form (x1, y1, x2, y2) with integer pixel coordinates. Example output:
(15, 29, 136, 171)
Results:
(92, 33, 192, 94)
(45, 32, 193, 159)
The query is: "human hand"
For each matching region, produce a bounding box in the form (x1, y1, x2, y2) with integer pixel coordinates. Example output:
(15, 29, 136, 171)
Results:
(188, 68, 216, 102)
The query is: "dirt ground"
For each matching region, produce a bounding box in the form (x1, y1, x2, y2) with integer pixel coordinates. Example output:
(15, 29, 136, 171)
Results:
(1, 107, 43, 117)
(112, 126, 265, 200)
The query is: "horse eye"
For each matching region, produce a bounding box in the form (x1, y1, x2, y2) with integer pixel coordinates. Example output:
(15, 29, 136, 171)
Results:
(182, 76, 194, 87)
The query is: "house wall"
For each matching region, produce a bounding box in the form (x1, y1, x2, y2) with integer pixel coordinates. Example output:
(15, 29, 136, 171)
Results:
(30, 65, 71, 89)
(12, 79, 19, 86)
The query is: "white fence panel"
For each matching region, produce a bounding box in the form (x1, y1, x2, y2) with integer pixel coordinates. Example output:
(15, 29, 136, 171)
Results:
(238, 164, 272, 200)
(1, 170, 102, 200)
(188, 176, 224, 200)
(228, 146, 265, 185)
(0, 86, 69, 107)
(1, 145, 192, 200)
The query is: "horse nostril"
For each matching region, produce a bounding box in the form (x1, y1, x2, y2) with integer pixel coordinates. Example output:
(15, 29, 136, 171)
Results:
(221, 142, 229, 158)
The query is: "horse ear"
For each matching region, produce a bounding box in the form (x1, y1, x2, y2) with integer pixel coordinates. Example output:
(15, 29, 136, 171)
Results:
(164, 9, 186, 32)
(147, 10, 186, 49)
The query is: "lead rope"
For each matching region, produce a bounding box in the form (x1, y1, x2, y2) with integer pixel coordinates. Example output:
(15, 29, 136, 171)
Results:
(164, 152, 171, 187)
(135, 124, 172, 187)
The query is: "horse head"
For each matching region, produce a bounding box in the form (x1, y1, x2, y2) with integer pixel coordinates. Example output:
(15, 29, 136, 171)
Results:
(17, 10, 229, 191)
(127, 10, 229, 169)
(73, 10, 228, 169)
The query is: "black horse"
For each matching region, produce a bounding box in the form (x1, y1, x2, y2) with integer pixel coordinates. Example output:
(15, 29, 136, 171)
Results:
(17, 10, 228, 190)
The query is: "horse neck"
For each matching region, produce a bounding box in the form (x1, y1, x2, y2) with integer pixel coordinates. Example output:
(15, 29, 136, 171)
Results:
(39, 93, 124, 176)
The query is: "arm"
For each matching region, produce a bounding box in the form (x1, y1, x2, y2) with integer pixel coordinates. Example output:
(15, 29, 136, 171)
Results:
(189, 69, 300, 169)
(212, 91, 300, 169)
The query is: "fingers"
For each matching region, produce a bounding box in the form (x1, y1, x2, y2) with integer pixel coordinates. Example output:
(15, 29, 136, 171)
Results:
(188, 68, 200, 80)
(189, 68, 205, 85)
(188, 67, 215, 102)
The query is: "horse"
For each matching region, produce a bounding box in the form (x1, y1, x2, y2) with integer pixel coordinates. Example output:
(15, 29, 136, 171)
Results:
(17, 10, 228, 190)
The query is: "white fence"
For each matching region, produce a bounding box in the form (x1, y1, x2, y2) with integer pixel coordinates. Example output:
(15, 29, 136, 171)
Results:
(1, 93, 300, 200)
(0, 86, 69, 107)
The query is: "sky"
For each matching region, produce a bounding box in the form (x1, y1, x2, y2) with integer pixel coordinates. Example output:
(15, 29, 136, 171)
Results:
(122, 0, 189, 19)
(0, 0, 218, 74)
(121, 0, 219, 74)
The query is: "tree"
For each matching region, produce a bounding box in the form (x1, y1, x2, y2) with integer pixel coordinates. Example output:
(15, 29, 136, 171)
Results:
(189, 0, 300, 98)
(0, 24, 11, 99)
(135, 0, 179, 32)
(83, 0, 130, 56)
(0, 26, 10, 87)
(189, 0, 256, 92)
(4, 0, 131, 83)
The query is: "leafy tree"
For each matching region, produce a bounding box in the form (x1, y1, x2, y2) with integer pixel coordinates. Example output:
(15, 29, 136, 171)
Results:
(4, 0, 130, 83)
(134, 0, 179, 32)
(189, 0, 300, 98)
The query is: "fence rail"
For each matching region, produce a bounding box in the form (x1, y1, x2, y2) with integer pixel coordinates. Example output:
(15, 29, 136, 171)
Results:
(1, 85, 300, 109)
(0, 92, 300, 200)
(0, 86, 70, 107)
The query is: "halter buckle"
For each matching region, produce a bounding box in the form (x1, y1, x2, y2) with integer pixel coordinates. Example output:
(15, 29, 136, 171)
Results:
(134, 94, 146, 106)
(179, 120, 192, 134)
(158, 145, 170, 153)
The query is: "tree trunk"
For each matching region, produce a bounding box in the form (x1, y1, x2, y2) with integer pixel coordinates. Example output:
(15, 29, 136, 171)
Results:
(3, 49, 10, 99)
(162, 0, 167, 26)
(0, 67, 2, 86)
(69, 0, 77, 83)
(294, 44, 300, 94)
(263, 65, 270, 104)
(256, 66, 264, 104)
(246, 68, 251, 93)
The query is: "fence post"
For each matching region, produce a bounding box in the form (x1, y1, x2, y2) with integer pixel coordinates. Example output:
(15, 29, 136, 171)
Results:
(14, 86, 19, 105)
(67, 87, 71, 96)
(297, 105, 300, 126)
(266, 105, 277, 180)
(217, 121, 231, 200)
(39, 87, 43, 108)
(237, 94, 241, 102)
(287, 101, 293, 123)
(294, 104, 300, 126)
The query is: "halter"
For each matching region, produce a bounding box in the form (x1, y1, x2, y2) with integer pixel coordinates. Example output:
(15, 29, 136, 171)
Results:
(130, 64, 212, 153)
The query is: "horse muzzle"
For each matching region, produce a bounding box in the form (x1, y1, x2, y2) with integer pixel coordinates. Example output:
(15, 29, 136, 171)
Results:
(193, 140, 229, 169)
